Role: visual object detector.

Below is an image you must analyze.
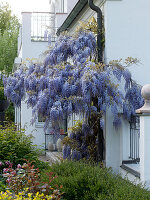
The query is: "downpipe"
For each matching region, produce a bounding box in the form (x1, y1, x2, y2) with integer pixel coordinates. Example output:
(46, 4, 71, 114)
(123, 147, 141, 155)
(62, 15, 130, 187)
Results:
(88, 0, 103, 62)
(88, 0, 104, 162)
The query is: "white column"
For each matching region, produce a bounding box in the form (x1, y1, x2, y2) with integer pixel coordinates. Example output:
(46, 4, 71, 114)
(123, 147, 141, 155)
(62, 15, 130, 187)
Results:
(136, 84, 150, 187)
(49, 0, 55, 36)
(21, 12, 32, 60)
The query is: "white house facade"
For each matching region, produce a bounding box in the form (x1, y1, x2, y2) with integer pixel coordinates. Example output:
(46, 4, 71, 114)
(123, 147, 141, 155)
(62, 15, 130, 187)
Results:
(14, 0, 150, 187)
(57, 0, 150, 185)
(14, 0, 78, 150)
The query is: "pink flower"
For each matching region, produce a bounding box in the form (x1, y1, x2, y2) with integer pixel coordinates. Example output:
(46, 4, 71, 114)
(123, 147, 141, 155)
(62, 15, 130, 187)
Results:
(6, 178, 11, 183)
(5, 161, 13, 168)
(3, 168, 8, 173)
(17, 164, 21, 169)
(11, 170, 16, 176)
(0, 161, 3, 167)
(5, 161, 11, 165)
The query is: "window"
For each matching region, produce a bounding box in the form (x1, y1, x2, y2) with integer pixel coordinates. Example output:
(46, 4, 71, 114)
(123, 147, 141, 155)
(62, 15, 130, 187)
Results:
(35, 113, 46, 128)
(38, 113, 46, 123)
(55, 0, 65, 13)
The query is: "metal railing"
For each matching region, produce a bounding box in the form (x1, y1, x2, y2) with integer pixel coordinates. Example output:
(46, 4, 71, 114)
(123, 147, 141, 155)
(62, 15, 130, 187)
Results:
(31, 12, 57, 42)
(129, 115, 140, 163)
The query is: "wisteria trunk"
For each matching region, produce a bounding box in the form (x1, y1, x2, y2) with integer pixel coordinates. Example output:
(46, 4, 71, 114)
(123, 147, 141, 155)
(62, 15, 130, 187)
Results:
(90, 97, 104, 162)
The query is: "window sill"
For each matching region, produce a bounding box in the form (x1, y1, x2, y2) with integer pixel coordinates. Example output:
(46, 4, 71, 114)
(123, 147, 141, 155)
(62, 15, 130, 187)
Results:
(120, 161, 140, 178)
(35, 121, 45, 128)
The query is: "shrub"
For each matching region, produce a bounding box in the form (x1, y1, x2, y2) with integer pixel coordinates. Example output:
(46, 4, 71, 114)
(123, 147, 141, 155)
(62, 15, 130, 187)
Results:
(0, 86, 15, 122)
(0, 181, 6, 191)
(5, 102, 15, 122)
(0, 86, 5, 100)
(0, 123, 39, 166)
(42, 160, 150, 200)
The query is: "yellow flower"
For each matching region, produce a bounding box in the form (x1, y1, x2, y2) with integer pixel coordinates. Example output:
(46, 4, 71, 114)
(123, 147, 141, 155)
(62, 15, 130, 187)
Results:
(28, 193, 32, 198)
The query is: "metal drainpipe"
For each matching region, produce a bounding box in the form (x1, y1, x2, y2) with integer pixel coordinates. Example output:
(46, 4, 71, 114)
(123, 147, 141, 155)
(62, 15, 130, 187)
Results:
(88, 0, 104, 162)
(88, 0, 103, 62)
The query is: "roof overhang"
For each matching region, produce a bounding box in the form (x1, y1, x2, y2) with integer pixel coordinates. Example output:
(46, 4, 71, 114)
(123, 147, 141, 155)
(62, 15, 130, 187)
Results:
(57, 0, 88, 36)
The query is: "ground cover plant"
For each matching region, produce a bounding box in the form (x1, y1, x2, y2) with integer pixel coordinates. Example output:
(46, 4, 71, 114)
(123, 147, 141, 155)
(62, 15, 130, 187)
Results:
(42, 160, 150, 200)
(0, 161, 63, 199)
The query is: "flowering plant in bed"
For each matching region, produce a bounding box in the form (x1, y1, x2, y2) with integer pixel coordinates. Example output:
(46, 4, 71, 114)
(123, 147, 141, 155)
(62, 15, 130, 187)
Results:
(2, 161, 63, 199)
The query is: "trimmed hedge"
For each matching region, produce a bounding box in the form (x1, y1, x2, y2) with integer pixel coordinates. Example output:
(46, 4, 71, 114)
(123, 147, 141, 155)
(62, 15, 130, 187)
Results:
(42, 161, 150, 200)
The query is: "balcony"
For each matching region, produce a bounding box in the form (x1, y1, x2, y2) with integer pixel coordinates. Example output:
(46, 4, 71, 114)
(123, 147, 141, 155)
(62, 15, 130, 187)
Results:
(31, 12, 56, 42)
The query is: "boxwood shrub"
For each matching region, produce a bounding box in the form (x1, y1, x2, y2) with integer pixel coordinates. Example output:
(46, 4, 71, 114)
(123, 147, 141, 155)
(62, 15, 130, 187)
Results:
(42, 160, 150, 200)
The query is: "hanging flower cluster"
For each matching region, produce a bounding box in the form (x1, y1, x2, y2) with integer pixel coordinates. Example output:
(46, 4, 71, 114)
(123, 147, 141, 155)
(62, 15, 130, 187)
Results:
(63, 118, 100, 161)
(3, 31, 143, 131)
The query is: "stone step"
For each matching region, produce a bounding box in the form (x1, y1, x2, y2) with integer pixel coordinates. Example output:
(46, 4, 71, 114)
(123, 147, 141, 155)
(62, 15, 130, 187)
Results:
(39, 151, 63, 165)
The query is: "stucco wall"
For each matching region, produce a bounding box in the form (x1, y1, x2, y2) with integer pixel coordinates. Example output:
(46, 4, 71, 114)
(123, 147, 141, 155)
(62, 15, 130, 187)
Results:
(104, 0, 150, 86)
(64, 0, 124, 173)
(103, 0, 150, 172)
(21, 12, 49, 61)
(67, 0, 150, 86)
(19, 0, 150, 164)
(61, 0, 147, 173)
(19, 0, 79, 148)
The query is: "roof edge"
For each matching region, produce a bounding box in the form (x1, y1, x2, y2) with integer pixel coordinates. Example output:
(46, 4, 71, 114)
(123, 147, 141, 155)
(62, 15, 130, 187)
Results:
(57, 0, 88, 36)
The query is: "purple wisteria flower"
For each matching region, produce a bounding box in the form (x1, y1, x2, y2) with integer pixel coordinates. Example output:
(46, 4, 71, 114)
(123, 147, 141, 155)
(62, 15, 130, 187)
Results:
(3, 30, 143, 133)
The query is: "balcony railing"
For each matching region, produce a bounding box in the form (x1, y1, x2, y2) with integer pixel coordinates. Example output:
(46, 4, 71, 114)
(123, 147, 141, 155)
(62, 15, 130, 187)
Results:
(31, 12, 57, 42)
(129, 115, 140, 163)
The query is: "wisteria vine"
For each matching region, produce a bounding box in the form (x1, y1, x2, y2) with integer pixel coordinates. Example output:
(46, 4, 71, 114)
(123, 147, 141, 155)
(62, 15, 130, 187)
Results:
(3, 31, 144, 133)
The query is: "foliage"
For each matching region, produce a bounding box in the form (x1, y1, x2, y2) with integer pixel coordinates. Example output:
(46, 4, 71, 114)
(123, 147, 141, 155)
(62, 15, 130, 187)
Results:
(0, 86, 6, 100)
(0, 77, 15, 122)
(5, 102, 15, 122)
(0, 3, 19, 122)
(0, 3, 19, 74)
(0, 181, 6, 192)
(0, 123, 39, 166)
(42, 160, 150, 200)
(2, 161, 63, 199)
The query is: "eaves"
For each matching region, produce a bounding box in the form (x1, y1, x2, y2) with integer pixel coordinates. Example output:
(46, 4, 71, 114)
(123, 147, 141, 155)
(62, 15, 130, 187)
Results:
(57, 0, 88, 36)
